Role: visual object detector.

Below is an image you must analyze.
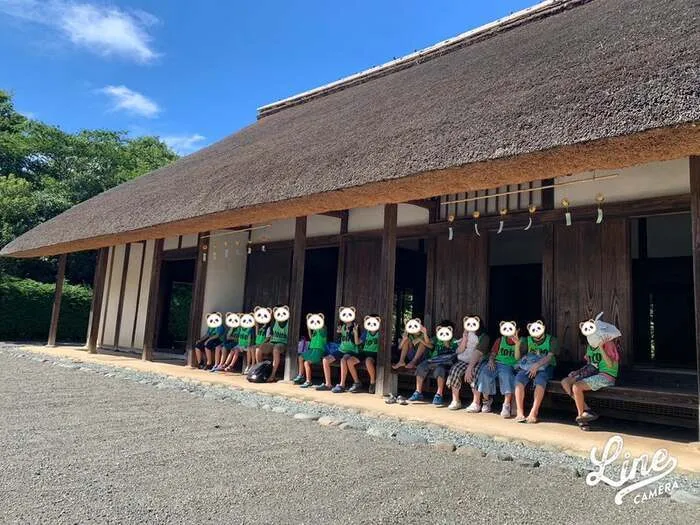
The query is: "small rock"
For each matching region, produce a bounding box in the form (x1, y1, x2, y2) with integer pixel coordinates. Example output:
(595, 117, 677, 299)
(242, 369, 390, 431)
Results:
(318, 416, 344, 427)
(487, 451, 513, 462)
(455, 446, 486, 458)
(395, 432, 428, 446)
(366, 426, 393, 439)
(516, 458, 540, 468)
(433, 442, 456, 453)
(493, 436, 512, 443)
(155, 383, 169, 389)
(539, 443, 560, 453)
(261, 404, 272, 411)
(670, 489, 700, 505)
(272, 407, 288, 414)
(293, 413, 320, 421)
(339, 422, 359, 431)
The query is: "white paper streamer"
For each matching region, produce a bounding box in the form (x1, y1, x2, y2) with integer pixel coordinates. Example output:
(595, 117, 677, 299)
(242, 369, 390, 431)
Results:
(497, 220, 504, 234)
(474, 222, 481, 237)
(565, 211, 572, 226)
(596, 207, 603, 224)
(524, 216, 533, 231)
(448, 226, 454, 241)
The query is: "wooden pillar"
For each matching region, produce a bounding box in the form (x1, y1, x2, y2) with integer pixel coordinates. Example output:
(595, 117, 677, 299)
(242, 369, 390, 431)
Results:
(86, 248, 109, 353)
(333, 211, 349, 326)
(541, 223, 555, 328)
(142, 239, 164, 361)
(689, 156, 700, 437)
(186, 233, 209, 367)
(284, 217, 307, 382)
(423, 238, 436, 330)
(376, 204, 398, 396)
(47, 253, 67, 347)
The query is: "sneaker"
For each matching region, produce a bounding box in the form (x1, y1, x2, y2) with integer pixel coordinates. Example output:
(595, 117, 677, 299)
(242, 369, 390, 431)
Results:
(432, 394, 445, 406)
(500, 403, 512, 418)
(331, 384, 345, 393)
(448, 400, 462, 410)
(408, 391, 424, 402)
(210, 366, 220, 372)
(300, 381, 313, 388)
(368, 383, 376, 395)
(481, 399, 493, 413)
(348, 382, 362, 393)
(292, 374, 305, 385)
(465, 402, 481, 413)
(315, 384, 331, 391)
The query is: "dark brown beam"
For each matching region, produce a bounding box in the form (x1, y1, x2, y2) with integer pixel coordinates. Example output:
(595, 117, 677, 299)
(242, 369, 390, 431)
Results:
(86, 247, 109, 353)
(689, 156, 700, 439)
(376, 204, 397, 396)
(333, 212, 349, 327)
(142, 239, 164, 361)
(186, 233, 209, 367)
(47, 253, 67, 347)
(112, 243, 131, 348)
(284, 217, 307, 382)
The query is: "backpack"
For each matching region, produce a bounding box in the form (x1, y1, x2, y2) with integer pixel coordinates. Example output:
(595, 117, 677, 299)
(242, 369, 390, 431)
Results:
(246, 361, 272, 383)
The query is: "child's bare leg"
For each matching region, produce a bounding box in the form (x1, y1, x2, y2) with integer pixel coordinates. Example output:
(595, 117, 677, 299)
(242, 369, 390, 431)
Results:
(255, 346, 263, 364)
(529, 385, 546, 420)
(345, 356, 360, 384)
(436, 376, 446, 396)
(515, 383, 526, 418)
(194, 348, 203, 367)
(304, 361, 313, 382)
(451, 385, 461, 401)
(220, 348, 228, 367)
(227, 349, 241, 371)
(204, 348, 213, 366)
(322, 356, 334, 387)
(504, 393, 513, 405)
(561, 376, 574, 397)
(268, 347, 283, 381)
(365, 357, 376, 384)
(297, 355, 304, 375)
(572, 381, 591, 417)
(406, 343, 426, 369)
(415, 375, 425, 393)
(392, 338, 410, 369)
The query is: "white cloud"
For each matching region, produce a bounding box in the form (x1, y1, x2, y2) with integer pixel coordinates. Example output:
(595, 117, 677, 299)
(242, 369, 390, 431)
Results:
(100, 85, 160, 118)
(0, 0, 159, 63)
(162, 134, 207, 155)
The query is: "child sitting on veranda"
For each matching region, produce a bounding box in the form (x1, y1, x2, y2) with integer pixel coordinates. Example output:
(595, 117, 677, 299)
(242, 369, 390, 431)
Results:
(299, 313, 328, 388)
(320, 307, 360, 392)
(342, 314, 381, 394)
(193, 312, 225, 369)
(469, 320, 522, 416)
(445, 315, 490, 410)
(514, 320, 558, 423)
(392, 318, 430, 369)
(235, 313, 257, 374)
(561, 312, 621, 427)
(214, 312, 240, 372)
(408, 320, 457, 406)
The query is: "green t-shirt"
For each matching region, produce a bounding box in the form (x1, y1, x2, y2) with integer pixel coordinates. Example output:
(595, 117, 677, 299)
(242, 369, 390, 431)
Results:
(226, 326, 239, 341)
(429, 337, 457, 358)
(362, 330, 380, 354)
(255, 324, 269, 345)
(238, 327, 254, 348)
(526, 334, 557, 367)
(339, 323, 358, 354)
(309, 327, 328, 350)
(586, 344, 619, 378)
(495, 337, 521, 367)
(270, 321, 289, 345)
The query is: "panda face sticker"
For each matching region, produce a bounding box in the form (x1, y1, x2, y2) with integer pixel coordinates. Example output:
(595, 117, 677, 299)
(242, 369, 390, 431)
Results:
(338, 306, 356, 324)
(527, 320, 546, 339)
(579, 319, 597, 337)
(405, 318, 422, 335)
(499, 321, 517, 338)
(463, 316, 480, 333)
(206, 312, 223, 329)
(363, 315, 381, 333)
(306, 313, 325, 331)
(435, 325, 454, 342)
(273, 305, 290, 323)
(225, 312, 241, 329)
(240, 313, 255, 329)
(253, 306, 272, 325)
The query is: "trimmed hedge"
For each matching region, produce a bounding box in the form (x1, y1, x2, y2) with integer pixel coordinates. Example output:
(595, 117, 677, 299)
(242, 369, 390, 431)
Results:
(0, 275, 92, 342)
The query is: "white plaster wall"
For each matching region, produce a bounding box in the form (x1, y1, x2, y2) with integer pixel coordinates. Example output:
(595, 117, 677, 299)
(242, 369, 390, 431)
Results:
(554, 158, 689, 207)
(100, 244, 125, 347)
(117, 243, 143, 348)
(201, 230, 248, 332)
(163, 236, 179, 250)
(251, 215, 341, 242)
(181, 234, 198, 248)
(348, 204, 429, 232)
(133, 240, 155, 349)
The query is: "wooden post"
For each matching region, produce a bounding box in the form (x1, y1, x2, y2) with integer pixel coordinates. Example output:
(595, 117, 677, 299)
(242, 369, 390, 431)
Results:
(86, 248, 109, 353)
(423, 238, 436, 330)
(284, 217, 307, 382)
(689, 156, 700, 438)
(333, 211, 349, 326)
(47, 253, 67, 347)
(142, 239, 164, 361)
(186, 233, 209, 367)
(376, 204, 398, 396)
(541, 223, 555, 328)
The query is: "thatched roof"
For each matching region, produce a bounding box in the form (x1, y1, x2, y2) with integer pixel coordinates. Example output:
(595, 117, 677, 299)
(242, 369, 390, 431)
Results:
(3, 0, 700, 257)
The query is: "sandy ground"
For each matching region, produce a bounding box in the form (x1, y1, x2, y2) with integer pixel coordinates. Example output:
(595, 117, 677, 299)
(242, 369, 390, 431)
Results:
(0, 350, 695, 524)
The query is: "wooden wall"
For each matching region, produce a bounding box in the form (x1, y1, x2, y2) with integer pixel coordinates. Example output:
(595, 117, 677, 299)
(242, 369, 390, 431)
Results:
(550, 219, 632, 363)
(244, 248, 292, 310)
(429, 234, 489, 330)
(341, 240, 383, 316)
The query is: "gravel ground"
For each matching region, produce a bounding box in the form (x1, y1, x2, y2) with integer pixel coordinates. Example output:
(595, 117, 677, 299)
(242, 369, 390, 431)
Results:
(0, 344, 697, 524)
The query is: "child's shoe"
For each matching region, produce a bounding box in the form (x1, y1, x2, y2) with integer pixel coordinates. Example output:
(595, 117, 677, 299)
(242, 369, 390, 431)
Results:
(368, 383, 376, 394)
(448, 399, 462, 410)
(408, 391, 424, 402)
(315, 384, 331, 391)
(465, 402, 481, 413)
(481, 399, 493, 413)
(500, 403, 513, 418)
(348, 382, 363, 393)
(300, 381, 313, 388)
(432, 394, 445, 406)
(331, 384, 345, 393)
(292, 374, 305, 384)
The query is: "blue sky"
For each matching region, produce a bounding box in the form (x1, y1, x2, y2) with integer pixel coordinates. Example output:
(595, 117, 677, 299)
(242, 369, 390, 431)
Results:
(0, 0, 535, 154)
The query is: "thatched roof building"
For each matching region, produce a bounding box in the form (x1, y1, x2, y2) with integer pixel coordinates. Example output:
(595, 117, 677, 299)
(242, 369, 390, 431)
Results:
(3, 0, 699, 257)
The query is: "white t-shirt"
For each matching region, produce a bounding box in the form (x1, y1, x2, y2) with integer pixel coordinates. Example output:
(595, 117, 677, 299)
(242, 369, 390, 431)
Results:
(458, 331, 480, 363)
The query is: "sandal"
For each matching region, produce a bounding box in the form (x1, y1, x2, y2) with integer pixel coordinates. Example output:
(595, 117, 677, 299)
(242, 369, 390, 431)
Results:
(579, 410, 599, 423)
(515, 415, 527, 423)
(385, 394, 397, 405)
(397, 395, 408, 406)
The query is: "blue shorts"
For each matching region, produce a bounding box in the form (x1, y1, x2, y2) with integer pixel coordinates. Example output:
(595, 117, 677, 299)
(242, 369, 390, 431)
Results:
(223, 341, 241, 351)
(324, 343, 344, 360)
(515, 366, 553, 388)
(477, 362, 516, 395)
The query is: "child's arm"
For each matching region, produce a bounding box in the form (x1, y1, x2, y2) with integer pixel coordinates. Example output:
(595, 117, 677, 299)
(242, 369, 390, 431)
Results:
(600, 341, 616, 368)
(421, 326, 433, 348)
(353, 326, 361, 345)
(536, 337, 557, 367)
(514, 335, 523, 360)
(455, 332, 467, 354)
